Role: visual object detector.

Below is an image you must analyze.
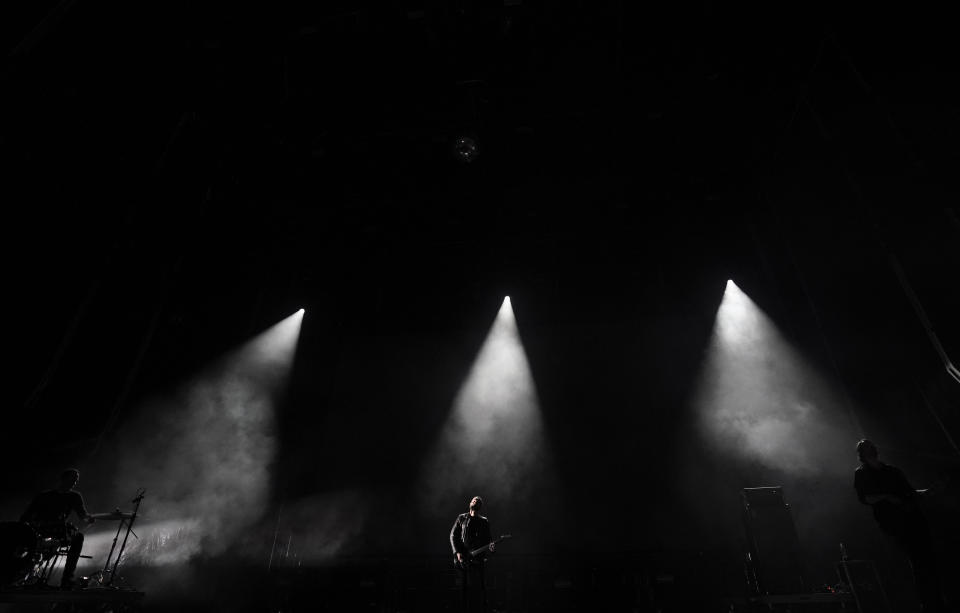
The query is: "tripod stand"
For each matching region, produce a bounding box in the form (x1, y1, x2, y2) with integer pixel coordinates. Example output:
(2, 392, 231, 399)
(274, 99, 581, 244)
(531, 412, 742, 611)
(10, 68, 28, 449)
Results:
(97, 489, 145, 587)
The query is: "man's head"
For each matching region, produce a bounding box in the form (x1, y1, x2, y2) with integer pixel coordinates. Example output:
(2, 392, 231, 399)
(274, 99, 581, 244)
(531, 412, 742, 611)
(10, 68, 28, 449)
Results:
(856, 439, 879, 466)
(469, 496, 483, 514)
(58, 469, 80, 491)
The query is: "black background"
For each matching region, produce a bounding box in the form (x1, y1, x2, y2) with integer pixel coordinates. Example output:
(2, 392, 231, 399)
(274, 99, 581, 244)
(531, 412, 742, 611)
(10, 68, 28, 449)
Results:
(2, 0, 959, 609)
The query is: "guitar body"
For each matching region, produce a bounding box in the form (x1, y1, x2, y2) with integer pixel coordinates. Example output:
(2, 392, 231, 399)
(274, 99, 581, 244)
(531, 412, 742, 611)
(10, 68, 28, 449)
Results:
(453, 555, 483, 572)
(453, 534, 511, 571)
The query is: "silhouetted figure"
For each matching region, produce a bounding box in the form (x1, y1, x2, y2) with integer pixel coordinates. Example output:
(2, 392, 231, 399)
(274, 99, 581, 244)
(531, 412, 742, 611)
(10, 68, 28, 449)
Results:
(854, 440, 945, 612)
(450, 496, 495, 613)
(21, 469, 94, 588)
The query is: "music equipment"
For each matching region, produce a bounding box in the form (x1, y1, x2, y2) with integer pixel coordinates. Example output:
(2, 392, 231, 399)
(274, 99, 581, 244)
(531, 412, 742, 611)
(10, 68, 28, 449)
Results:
(89, 511, 135, 521)
(0, 521, 90, 588)
(96, 489, 145, 586)
(836, 559, 891, 613)
(729, 592, 856, 612)
(741, 487, 806, 595)
(0, 522, 39, 587)
(453, 534, 512, 571)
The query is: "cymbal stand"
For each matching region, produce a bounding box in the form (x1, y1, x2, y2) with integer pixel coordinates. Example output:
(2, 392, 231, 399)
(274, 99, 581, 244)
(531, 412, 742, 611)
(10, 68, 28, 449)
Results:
(101, 489, 145, 586)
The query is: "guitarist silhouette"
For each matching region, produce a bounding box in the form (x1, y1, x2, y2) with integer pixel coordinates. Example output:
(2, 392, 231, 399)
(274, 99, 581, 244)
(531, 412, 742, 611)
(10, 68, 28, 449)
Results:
(450, 496, 496, 613)
(854, 439, 946, 612)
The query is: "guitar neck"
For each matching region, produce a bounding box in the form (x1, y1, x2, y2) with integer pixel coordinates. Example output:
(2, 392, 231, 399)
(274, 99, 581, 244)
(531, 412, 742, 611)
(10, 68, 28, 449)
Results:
(469, 536, 503, 557)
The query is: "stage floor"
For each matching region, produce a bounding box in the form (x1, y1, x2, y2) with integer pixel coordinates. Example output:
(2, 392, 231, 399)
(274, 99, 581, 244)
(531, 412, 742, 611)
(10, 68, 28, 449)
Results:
(0, 585, 145, 605)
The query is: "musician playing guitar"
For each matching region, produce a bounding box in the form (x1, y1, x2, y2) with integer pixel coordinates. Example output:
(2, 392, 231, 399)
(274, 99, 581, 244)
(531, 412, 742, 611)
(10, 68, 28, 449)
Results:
(854, 439, 946, 612)
(450, 496, 495, 613)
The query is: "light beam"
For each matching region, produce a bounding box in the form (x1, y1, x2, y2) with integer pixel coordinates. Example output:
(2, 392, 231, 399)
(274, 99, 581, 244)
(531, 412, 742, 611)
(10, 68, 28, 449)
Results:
(692, 281, 853, 476)
(420, 297, 551, 519)
(82, 309, 305, 568)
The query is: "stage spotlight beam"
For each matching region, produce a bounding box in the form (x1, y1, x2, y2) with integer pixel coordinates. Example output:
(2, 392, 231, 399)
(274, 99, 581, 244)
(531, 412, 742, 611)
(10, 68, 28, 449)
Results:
(692, 281, 855, 476)
(89, 310, 305, 566)
(420, 297, 553, 521)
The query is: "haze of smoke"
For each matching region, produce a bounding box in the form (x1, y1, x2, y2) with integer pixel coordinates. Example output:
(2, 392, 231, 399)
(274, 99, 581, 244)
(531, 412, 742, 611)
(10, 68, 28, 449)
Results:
(694, 283, 853, 477)
(89, 313, 301, 567)
(419, 301, 554, 529)
(78, 519, 202, 569)
(262, 490, 372, 567)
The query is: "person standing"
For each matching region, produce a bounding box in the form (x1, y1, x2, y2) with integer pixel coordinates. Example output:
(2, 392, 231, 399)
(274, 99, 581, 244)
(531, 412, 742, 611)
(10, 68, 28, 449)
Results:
(450, 496, 495, 613)
(854, 439, 945, 612)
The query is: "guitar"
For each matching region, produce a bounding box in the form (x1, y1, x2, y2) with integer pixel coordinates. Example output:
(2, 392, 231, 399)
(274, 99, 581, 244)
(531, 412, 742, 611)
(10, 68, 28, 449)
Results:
(454, 534, 512, 570)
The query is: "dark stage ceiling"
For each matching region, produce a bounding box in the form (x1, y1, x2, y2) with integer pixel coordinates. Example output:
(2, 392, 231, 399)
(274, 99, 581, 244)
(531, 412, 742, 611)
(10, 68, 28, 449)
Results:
(2, 0, 958, 533)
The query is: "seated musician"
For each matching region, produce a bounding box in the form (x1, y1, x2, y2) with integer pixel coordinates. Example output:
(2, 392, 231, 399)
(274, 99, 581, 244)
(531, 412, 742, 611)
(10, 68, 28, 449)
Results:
(20, 469, 94, 588)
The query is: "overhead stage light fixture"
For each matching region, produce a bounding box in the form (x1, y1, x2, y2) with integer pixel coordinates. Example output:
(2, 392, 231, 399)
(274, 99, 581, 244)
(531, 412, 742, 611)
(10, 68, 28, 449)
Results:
(453, 136, 479, 163)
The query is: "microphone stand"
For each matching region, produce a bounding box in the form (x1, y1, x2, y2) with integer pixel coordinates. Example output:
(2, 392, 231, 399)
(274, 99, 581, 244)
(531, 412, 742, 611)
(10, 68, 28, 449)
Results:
(101, 489, 145, 587)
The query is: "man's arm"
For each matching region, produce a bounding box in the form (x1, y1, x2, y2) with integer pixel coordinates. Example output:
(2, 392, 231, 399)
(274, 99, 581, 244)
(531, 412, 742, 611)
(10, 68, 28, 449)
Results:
(450, 516, 464, 556)
(73, 492, 94, 524)
(893, 467, 919, 501)
(855, 470, 898, 505)
(855, 467, 914, 505)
